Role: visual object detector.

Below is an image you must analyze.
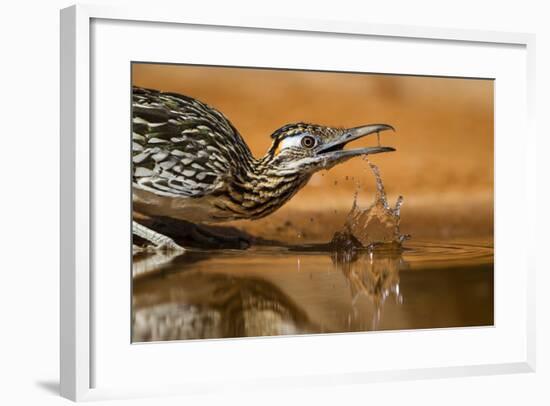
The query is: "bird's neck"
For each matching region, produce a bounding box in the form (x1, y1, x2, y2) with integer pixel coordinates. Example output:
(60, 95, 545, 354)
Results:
(221, 153, 310, 220)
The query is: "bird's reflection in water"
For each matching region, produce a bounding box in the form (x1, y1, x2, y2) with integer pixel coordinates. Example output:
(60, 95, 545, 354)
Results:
(133, 257, 318, 341)
(132, 242, 409, 341)
(331, 244, 407, 329)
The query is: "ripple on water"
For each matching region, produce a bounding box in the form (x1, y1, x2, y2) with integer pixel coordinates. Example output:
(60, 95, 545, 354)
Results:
(401, 239, 493, 269)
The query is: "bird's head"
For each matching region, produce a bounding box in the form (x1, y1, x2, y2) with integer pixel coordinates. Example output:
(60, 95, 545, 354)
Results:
(264, 123, 395, 175)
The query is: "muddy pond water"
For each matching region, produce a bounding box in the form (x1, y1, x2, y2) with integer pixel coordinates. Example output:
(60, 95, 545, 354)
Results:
(132, 239, 493, 342)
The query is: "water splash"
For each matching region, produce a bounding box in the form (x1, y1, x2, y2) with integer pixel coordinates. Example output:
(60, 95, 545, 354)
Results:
(329, 160, 409, 328)
(331, 160, 410, 252)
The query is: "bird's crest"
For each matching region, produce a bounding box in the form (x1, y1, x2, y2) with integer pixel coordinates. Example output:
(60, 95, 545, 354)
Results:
(270, 123, 320, 140)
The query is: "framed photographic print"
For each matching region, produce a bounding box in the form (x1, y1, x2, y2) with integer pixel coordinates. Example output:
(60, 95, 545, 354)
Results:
(60, 4, 536, 401)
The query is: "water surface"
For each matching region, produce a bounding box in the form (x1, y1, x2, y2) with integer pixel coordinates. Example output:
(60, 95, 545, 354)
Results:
(132, 239, 493, 342)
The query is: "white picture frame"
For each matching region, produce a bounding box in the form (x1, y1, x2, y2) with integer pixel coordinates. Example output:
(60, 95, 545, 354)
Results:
(60, 3, 536, 402)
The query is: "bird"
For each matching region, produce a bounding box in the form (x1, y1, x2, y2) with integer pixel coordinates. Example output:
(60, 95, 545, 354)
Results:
(132, 86, 395, 251)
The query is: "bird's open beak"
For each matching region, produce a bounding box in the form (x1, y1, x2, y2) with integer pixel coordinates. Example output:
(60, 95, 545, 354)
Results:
(315, 124, 395, 168)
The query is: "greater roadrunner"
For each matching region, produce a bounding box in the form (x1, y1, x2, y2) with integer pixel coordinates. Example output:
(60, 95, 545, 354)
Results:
(132, 87, 395, 250)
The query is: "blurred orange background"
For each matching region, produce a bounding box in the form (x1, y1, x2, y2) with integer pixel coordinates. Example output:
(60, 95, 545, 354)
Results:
(132, 63, 493, 242)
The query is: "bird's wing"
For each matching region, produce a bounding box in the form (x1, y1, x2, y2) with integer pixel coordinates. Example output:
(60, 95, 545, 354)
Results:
(132, 87, 252, 198)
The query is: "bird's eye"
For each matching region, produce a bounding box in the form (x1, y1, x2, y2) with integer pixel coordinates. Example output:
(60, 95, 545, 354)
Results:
(301, 135, 317, 149)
